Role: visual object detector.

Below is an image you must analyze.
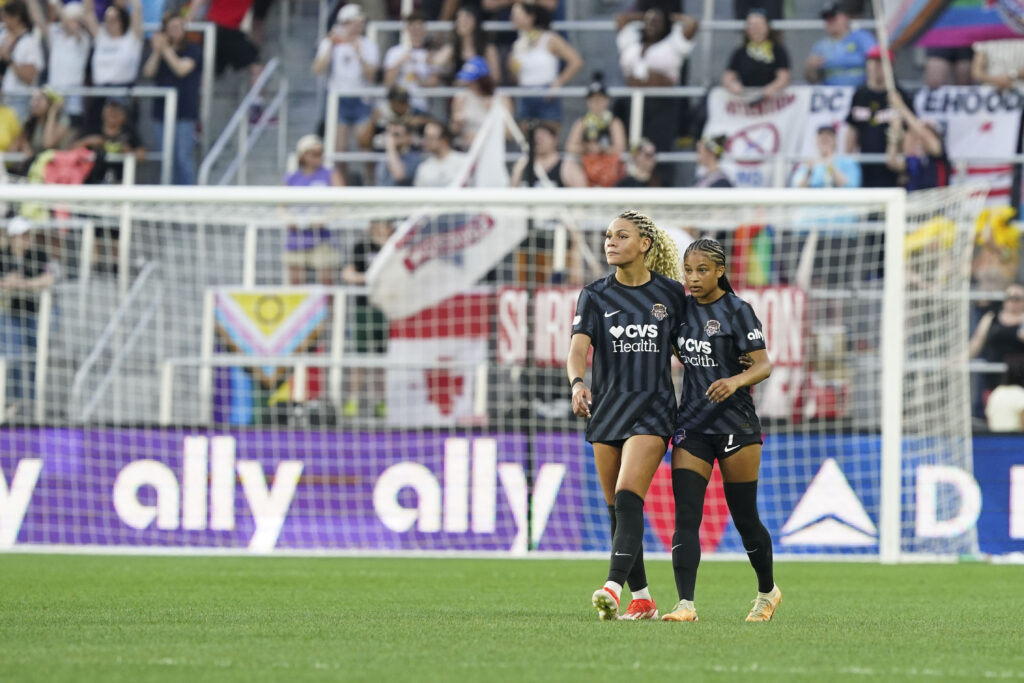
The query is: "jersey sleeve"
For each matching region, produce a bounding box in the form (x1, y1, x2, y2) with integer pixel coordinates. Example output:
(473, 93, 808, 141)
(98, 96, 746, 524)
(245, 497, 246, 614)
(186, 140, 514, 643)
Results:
(571, 287, 597, 339)
(734, 300, 767, 353)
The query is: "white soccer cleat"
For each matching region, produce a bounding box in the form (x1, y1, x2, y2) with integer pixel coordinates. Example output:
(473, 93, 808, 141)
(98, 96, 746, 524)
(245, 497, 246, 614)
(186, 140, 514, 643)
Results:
(746, 584, 782, 622)
(591, 587, 620, 621)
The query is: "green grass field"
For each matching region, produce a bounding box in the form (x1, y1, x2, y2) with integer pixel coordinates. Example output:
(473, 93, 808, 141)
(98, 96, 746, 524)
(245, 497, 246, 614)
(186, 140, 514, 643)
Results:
(1, 555, 1021, 682)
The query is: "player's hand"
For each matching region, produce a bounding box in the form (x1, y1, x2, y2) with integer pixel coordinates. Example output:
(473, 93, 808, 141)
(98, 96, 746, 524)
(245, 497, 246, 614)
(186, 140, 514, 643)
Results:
(571, 383, 592, 418)
(738, 353, 753, 369)
(706, 377, 741, 403)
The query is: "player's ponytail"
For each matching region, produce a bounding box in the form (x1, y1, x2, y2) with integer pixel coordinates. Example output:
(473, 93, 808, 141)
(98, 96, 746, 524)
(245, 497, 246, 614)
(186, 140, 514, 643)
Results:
(617, 210, 682, 282)
(684, 238, 735, 294)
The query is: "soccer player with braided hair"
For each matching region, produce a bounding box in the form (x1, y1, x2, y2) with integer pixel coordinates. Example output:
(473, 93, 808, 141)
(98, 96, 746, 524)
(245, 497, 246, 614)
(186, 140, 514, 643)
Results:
(567, 210, 685, 621)
(661, 237, 779, 623)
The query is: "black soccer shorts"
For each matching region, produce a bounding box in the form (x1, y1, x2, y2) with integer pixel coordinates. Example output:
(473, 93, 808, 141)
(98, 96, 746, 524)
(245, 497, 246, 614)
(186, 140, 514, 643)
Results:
(672, 430, 763, 464)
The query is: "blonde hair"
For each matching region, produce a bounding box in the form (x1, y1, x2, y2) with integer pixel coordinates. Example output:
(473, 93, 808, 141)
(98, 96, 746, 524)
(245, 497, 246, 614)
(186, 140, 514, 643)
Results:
(616, 210, 681, 282)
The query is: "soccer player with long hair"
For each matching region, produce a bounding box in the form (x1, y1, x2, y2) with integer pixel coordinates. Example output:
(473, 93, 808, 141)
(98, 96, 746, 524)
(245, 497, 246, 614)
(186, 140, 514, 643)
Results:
(567, 210, 684, 621)
(662, 237, 779, 623)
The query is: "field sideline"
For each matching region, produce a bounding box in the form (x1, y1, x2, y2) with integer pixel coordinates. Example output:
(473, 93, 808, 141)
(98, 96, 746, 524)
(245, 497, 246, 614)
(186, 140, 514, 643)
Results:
(1, 555, 1021, 682)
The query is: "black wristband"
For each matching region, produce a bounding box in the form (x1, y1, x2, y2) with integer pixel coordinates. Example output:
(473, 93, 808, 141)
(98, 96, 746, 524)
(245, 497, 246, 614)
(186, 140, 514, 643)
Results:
(570, 377, 585, 389)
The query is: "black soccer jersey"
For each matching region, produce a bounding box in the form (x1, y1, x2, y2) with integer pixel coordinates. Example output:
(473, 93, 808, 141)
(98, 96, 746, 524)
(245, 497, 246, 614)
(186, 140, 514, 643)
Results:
(571, 272, 687, 443)
(673, 292, 766, 435)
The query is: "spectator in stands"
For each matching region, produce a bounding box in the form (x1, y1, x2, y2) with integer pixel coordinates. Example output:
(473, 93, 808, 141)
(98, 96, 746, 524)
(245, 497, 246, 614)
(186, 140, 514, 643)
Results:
(886, 90, 949, 192)
(187, 0, 264, 118)
(432, 5, 501, 86)
(0, 0, 44, 121)
(616, 8, 698, 178)
(27, 0, 91, 130)
(693, 135, 733, 188)
(986, 360, 1024, 432)
(313, 2, 380, 184)
(13, 89, 72, 159)
(616, 136, 659, 188)
(340, 216, 394, 419)
(791, 125, 861, 189)
(73, 96, 145, 183)
(283, 134, 342, 285)
(970, 283, 1024, 411)
(845, 46, 906, 188)
(376, 120, 421, 186)
(923, 44, 972, 89)
(358, 86, 428, 181)
(971, 39, 1024, 91)
(565, 74, 626, 187)
(82, 0, 144, 130)
(721, 9, 790, 99)
(0, 92, 22, 152)
(413, 120, 466, 187)
(507, 2, 582, 133)
(383, 11, 439, 112)
(510, 120, 585, 187)
(0, 216, 55, 411)
(732, 0, 780, 20)
(143, 12, 202, 185)
(973, 207, 1020, 319)
(450, 56, 512, 150)
(804, 2, 876, 86)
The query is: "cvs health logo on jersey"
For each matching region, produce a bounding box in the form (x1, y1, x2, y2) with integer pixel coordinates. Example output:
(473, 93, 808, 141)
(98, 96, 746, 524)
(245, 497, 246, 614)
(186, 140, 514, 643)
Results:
(676, 336, 719, 367)
(609, 323, 659, 352)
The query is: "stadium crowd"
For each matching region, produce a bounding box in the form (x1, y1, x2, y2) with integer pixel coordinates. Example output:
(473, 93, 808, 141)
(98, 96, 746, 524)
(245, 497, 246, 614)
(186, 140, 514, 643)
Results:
(0, 0, 1023, 426)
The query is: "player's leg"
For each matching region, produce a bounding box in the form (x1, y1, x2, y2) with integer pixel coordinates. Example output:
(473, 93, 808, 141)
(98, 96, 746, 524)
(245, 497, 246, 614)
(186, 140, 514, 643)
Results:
(662, 441, 712, 622)
(719, 442, 780, 621)
(591, 435, 663, 620)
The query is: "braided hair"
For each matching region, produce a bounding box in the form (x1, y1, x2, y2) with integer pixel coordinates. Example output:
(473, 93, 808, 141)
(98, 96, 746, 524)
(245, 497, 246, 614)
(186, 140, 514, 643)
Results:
(616, 210, 682, 282)
(683, 237, 735, 294)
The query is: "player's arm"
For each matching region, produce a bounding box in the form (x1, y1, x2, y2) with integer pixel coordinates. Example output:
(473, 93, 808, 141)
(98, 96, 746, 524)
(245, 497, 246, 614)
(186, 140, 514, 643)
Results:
(706, 348, 771, 404)
(567, 333, 592, 418)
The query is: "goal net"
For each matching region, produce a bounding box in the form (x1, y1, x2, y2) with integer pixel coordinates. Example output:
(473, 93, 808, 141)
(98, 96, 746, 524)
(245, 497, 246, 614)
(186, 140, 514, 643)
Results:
(0, 184, 987, 561)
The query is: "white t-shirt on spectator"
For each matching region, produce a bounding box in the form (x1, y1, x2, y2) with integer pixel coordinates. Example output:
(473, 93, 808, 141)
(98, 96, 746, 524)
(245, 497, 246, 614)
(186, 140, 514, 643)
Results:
(414, 150, 467, 187)
(1, 31, 44, 97)
(986, 384, 1024, 432)
(91, 29, 142, 85)
(316, 37, 380, 96)
(511, 31, 558, 87)
(617, 20, 693, 84)
(383, 44, 435, 110)
(47, 24, 91, 114)
(974, 39, 1024, 88)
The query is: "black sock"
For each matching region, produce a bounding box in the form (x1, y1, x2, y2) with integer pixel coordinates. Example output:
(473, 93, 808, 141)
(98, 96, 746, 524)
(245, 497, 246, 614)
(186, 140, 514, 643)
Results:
(607, 490, 645, 587)
(671, 468, 709, 601)
(724, 480, 775, 594)
(608, 504, 647, 593)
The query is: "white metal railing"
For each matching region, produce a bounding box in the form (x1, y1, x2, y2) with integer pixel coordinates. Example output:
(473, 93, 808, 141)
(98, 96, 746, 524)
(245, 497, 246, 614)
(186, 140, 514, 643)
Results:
(198, 57, 288, 186)
(68, 261, 161, 423)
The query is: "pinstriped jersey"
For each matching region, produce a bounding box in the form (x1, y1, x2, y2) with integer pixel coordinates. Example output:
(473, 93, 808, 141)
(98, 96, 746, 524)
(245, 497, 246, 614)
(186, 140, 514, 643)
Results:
(571, 272, 687, 443)
(673, 292, 766, 435)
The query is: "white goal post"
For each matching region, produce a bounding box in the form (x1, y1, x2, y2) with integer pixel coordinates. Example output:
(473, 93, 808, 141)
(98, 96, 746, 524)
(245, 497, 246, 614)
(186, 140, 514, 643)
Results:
(0, 184, 987, 562)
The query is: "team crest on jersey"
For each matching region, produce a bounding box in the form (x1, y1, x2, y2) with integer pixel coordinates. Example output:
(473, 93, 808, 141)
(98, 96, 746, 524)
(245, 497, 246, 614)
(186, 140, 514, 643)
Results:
(705, 319, 721, 337)
(651, 303, 667, 321)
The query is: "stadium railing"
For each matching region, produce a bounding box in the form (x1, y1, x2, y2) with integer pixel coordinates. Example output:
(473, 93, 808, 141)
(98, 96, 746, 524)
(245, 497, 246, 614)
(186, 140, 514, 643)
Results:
(198, 57, 289, 186)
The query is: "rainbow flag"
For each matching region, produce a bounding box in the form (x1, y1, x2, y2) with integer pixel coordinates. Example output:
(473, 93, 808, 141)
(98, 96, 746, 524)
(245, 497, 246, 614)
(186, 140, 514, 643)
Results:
(886, 0, 1024, 49)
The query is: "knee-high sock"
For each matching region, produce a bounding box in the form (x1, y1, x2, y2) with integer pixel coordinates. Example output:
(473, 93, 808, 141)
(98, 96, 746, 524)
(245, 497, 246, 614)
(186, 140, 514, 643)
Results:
(608, 504, 648, 592)
(671, 468, 709, 601)
(724, 480, 774, 593)
(607, 490, 645, 586)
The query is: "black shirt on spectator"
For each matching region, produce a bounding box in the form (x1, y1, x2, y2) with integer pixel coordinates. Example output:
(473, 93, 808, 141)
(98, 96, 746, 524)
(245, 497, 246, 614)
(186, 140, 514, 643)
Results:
(846, 86, 907, 188)
(0, 245, 49, 315)
(152, 42, 203, 122)
(727, 40, 790, 87)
